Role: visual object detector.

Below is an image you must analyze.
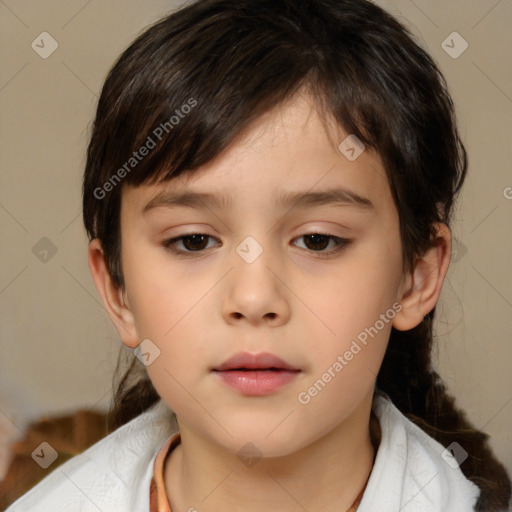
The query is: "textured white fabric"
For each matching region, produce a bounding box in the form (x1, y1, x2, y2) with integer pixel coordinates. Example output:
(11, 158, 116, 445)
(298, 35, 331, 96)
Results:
(359, 392, 479, 511)
(6, 393, 480, 511)
(5, 400, 177, 512)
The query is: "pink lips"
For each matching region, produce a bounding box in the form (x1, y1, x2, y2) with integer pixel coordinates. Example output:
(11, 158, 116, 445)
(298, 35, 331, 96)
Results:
(212, 352, 301, 396)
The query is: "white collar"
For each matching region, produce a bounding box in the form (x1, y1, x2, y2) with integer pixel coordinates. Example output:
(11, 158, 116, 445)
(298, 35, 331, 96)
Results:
(6, 394, 480, 511)
(358, 391, 480, 511)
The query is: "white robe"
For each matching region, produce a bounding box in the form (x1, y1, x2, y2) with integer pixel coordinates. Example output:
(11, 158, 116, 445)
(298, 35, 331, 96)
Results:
(5, 392, 480, 512)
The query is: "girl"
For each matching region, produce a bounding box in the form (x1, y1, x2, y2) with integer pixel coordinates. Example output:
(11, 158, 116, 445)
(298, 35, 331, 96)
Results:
(7, 0, 510, 510)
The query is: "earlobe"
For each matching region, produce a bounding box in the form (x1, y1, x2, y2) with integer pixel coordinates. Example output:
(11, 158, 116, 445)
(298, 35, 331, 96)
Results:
(392, 223, 452, 331)
(87, 239, 139, 348)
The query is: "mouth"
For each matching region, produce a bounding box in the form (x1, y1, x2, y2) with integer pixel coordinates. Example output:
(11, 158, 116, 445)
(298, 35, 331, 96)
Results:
(212, 352, 301, 396)
(212, 351, 300, 372)
(216, 367, 295, 371)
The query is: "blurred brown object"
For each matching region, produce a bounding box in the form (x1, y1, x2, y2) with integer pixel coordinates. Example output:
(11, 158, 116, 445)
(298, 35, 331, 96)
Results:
(0, 409, 108, 510)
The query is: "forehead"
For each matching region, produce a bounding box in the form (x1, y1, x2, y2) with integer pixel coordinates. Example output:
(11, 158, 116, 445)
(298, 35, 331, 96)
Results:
(121, 94, 393, 218)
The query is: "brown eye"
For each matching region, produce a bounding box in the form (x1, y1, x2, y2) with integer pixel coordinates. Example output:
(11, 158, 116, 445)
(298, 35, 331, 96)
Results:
(293, 233, 351, 255)
(163, 233, 219, 255)
(181, 234, 209, 251)
(302, 234, 331, 251)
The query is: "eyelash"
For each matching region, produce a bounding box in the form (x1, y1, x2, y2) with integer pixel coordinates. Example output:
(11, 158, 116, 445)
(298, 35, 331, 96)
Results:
(162, 232, 352, 258)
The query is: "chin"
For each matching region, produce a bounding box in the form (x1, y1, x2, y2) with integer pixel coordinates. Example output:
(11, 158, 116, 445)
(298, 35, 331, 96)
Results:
(210, 416, 306, 459)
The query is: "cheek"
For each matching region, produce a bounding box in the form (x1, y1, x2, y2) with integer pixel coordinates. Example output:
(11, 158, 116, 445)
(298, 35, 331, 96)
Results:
(298, 242, 402, 384)
(121, 244, 215, 386)
(121, 241, 199, 335)
(303, 249, 401, 335)
(139, 306, 213, 423)
(295, 286, 395, 425)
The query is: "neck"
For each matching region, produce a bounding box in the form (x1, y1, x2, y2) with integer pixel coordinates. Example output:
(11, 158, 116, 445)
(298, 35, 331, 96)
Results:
(164, 391, 379, 512)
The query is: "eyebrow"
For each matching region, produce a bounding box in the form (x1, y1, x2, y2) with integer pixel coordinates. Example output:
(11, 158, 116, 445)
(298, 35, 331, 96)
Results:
(142, 187, 375, 214)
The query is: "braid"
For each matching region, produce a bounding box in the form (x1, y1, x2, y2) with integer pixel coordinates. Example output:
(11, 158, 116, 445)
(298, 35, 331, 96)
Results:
(106, 348, 159, 433)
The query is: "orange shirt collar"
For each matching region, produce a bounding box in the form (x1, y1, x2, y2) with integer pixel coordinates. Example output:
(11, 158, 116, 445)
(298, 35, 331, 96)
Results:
(149, 432, 181, 512)
(149, 431, 367, 511)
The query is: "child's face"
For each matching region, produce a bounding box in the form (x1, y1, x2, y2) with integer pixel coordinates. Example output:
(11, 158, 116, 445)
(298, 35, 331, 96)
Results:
(118, 92, 407, 456)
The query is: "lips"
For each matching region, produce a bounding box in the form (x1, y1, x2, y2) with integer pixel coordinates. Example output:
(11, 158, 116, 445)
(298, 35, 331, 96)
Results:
(212, 351, 300, 372)
(212, 352, 301, 396)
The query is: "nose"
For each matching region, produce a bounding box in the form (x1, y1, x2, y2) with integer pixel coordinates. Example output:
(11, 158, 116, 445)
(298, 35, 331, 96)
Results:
(221, 238, 291, 327)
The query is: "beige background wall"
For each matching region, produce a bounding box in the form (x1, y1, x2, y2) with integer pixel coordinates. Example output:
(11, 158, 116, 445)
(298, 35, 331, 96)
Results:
(1, 0, 511, 479)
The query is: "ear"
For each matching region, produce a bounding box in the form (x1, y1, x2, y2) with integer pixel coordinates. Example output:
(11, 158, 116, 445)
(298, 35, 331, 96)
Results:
(87, 238, 139, 348)
(392, 222, 452, 331)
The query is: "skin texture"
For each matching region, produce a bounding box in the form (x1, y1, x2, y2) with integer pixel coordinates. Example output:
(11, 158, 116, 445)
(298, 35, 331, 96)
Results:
(88, 91, 452, 512)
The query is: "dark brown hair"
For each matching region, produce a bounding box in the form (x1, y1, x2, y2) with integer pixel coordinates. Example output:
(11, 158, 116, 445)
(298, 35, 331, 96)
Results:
(82, 0, 510, 509)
